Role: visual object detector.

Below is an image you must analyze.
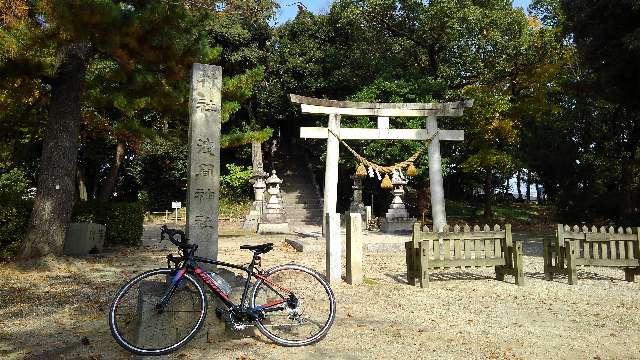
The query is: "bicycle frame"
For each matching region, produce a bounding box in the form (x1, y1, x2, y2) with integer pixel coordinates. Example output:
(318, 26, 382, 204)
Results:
(166, 252, 292, 314)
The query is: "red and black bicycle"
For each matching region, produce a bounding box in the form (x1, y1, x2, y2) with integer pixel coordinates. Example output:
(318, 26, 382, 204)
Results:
(108, 225, 336, 356)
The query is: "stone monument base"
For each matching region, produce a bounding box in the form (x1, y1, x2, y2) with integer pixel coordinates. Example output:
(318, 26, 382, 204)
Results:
(242, 216, 259, 231)
(257, 222, 290, 234)
(381, 218, 416, 233)
(64, 223, 106, 256)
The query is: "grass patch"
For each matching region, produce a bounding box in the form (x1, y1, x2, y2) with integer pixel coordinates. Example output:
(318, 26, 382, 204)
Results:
(219, 197, 251, 219)
(446, 200, 549, 224)
(363, 277, 378, 286)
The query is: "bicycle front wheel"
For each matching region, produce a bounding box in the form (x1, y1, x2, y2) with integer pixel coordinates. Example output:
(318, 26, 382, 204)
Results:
(251, 264, 336, 347)
(108, 268, 207, 356)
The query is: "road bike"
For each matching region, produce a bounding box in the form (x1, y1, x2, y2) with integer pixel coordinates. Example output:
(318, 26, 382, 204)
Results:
(108, 225, 336, 356)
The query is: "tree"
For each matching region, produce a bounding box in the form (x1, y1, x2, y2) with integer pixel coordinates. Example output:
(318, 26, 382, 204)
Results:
(259, 0, 540, 216)
(2, 0, 217, 260)
(561, 0, 640, 219)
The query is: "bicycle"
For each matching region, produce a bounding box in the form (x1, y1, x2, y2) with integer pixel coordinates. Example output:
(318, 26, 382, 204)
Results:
(108, 225, 336, 356)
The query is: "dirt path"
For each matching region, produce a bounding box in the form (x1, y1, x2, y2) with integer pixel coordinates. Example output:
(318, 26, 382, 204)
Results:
(1, 228, 639, 359)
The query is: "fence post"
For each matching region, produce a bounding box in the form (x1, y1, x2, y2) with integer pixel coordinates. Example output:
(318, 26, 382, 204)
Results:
(514, 241, 524, 286)
(419, 240, 430, 288)
(346, 213, 363, 285)
(566, 239, 577, 285)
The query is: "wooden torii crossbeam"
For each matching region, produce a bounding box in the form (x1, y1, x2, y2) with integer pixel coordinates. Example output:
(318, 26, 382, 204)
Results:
(290, 94, 473, 283)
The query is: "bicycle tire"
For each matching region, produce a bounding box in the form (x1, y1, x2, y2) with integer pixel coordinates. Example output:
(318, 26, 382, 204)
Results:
(108, 268, 207, 356)
(250, 264, 336, 347)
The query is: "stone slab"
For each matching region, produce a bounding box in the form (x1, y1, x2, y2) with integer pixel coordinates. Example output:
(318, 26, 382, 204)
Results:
(257, 222, 290, 234)
(285, 238, 323, 252)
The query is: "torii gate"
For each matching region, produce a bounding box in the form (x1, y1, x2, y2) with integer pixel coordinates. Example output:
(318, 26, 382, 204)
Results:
(290, 94, 473, 282)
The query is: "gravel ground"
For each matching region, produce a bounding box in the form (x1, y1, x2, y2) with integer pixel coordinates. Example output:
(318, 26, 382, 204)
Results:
(1, 227, 639, 360)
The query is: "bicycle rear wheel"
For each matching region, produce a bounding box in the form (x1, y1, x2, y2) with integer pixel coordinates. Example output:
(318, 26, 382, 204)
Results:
(250, 264, 336, 346)
(108, 268, 207, 356)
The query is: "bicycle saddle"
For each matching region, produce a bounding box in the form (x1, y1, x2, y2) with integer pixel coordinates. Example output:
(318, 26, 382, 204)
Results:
(240, 243, 273, 254)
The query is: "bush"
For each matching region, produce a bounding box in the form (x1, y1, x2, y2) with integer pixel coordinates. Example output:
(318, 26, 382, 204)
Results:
(0, 169, 32, 260)
(0, 200, 32, 261)
(220, 163, 253, 201)
(73, 201, 144, 246)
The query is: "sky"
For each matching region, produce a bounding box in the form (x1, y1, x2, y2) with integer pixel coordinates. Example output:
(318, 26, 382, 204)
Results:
(274, 0, 533, 25)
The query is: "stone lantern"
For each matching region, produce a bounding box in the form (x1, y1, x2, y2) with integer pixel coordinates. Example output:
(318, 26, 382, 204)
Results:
(242, 169, 267, 231)
(346, 175, 366, 221)
(257, 170, 289, 233)
(381, 171, 415, 233)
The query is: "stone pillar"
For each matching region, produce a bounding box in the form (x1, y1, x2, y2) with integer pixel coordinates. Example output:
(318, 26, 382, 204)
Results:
(426, 115, 446, 232)
(325, 212, 341, 284)
(186, 64, 221, 263)
(365, 206, 372, 226)
(346, 213, 363, 285)
(243, 141, 267, 231)
(323, 114, 340, 234)
(251, 141, 264, 177)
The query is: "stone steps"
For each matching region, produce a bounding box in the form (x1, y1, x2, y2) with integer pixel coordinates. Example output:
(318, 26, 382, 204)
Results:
(275, 144, 323, 225)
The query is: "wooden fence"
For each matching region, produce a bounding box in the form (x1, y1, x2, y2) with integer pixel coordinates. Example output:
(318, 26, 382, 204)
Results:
(544, 224, 640, 284)
(405, 223, 523, 287)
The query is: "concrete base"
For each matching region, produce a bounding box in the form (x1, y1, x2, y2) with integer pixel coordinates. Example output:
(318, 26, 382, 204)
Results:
(380, 218, 416, 234)
(257, 222, 290, 234)
(63, 223, 106, 256)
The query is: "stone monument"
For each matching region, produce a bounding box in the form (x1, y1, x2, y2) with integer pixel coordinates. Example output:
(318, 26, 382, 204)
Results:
(381, 172, 416, 233)
(186, 63, 221, 263)
(257, 170, 289, 234)
(243, 141, 267, 231)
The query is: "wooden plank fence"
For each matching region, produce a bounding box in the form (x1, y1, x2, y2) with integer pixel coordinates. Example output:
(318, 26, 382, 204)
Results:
(405, 223, 523, 287)
(544, 224, 640, 284)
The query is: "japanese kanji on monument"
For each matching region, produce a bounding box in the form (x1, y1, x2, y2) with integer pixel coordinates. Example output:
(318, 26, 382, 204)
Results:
(186, 64, 222, 264)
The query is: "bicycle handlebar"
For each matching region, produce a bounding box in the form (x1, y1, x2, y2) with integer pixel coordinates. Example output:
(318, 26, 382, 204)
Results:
(160, 225, 196, 250)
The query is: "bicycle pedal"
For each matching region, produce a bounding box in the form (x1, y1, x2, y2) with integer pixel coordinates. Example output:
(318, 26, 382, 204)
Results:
(215, 307, 225, 320)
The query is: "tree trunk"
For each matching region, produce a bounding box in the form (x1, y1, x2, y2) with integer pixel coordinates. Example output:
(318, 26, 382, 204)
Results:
(483, 173, 493, 220)
(98, 142, 126, 201)
(536, 183, 543, 204)
(526, 169, 531, 203)
(621, 160, 634, 217)
(516, 170, 522, 200)
(19, 42, 90, 261)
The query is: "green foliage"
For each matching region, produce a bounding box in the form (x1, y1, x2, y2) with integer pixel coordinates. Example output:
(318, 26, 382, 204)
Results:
(0, 168, 30, 201)
(0, 168, 33, 260)
(0, 199, 32, 261)
(73, 201, 144, 246)
(220, 163, 253, 200)
(127, 136, 188, 210)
